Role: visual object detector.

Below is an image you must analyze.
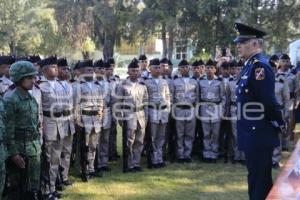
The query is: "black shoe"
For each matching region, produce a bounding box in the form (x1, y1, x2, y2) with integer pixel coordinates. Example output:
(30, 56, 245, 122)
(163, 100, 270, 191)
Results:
(44, 193, 57, 200)
(56, 184, 64, 191)
(158, 162, 166, 168)
(272, 163, 280, 169)
(177, 158, 185, 163)
(123, 167, 135, 173)
(282, 147, 289, 152)
(239, 160, 246, 166)
(134, 166, 143, 172)
(53, 191, 63, 199)
(184, 158, 192, 163)
(63, 180, 73, 187)
(152, 163, 160, 168)
(81, 173, 89, 182)
(100, 166, 111, 172)
(89, 171, 103, 178)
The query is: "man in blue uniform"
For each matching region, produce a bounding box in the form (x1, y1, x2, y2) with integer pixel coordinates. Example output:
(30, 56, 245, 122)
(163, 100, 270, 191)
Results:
(234, 23, 286, 200)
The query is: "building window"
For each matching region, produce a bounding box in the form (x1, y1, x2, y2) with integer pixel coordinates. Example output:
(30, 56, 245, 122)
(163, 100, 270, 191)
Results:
(175, 40, 188, 60)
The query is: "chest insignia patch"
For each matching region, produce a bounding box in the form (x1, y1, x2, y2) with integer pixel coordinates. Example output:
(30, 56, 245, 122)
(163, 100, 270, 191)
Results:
(255, 68, 265, 80)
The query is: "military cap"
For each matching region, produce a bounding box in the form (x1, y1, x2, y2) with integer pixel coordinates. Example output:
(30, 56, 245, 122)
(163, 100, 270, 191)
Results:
(103, 62, 111, 69)
(57, 58, 68, 67)
(28, 55, 41, 63)
(38, 55, 57, 67)
(280, 54, 290, 60)
(73, 61, 80, 70)
(149, 58, 160, 66)
(94, 59, 104, 68)
(229, 60, 237, 68)
(269, 54, 279, 62)
(139, 54, 147, 61)
(16, 56, 29, 62)
(178, 59, 189, 67)
(78, 60, 93, 69)
(234, 23, 266, 43)
(192, 60, 199, 67)
(198, 59, 204, 66)
(237, 59, 244, 67)
(160, 58, 169, 64)
(220, 61, 230, 69)
(0, 55, 15, 65)
(108, 58, 115, 65)
(128, 58, 139, 68)
(206, 59, 215, 66)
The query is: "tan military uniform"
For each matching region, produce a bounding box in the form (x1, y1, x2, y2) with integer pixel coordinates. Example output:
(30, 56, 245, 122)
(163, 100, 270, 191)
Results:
(96, 79, 113, 168)
(276, 70, 299, 143)
(144, 76, 171, 164)
(199, 76, 225, 159)
(226, 77, 244, 161)
(272, 76, 290, 164)
(39, 76, 66, 193)
(108, 76, 120, 160)
(73, 79, 103, 173)
(58, 80, 75, 181)
(173, 76, 199, 160)
(116, 79, 148, 169)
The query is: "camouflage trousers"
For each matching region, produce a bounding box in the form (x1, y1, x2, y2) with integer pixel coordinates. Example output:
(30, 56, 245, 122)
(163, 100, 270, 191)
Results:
(6, 154, 41, 199)
(0, 159, 5, 200)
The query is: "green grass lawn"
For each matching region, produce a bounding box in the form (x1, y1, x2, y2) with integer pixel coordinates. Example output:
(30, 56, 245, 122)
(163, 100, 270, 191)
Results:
(62, 126, 298, 200)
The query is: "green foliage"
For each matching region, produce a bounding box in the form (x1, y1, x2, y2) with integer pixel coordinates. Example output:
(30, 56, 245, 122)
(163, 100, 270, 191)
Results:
(0, 0, 299, 57)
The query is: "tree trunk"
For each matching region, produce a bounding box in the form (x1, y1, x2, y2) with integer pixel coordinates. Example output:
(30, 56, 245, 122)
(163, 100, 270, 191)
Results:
(161, 22, 167, 58)
(167, 28, 174, 60)
(103, 29, 115, 61)
(9, 40, 16, 55)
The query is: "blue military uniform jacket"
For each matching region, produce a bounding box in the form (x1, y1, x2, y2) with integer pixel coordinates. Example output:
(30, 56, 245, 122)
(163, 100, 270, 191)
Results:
(236, 53, 284, 151)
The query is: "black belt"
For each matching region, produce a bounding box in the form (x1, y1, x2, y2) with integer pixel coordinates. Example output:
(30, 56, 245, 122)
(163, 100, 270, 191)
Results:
(200, 101, 221, 105)
(148, 104, 167, 110)
(230, 102, 237, 106)
(81, 110, 99, 116)
(176, 105, 194, 109)
(122, 105, 144, 112)
(43, 110, 71, 117)
(279, 105, 284, 109)
(15, 134, 39, 142)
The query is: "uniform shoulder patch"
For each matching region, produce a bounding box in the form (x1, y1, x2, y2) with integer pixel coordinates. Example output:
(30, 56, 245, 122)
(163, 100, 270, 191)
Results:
(255, 67, 265, 80)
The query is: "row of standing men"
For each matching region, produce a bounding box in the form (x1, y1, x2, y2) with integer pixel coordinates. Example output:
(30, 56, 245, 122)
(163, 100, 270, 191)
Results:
(0, 52, 298, 200)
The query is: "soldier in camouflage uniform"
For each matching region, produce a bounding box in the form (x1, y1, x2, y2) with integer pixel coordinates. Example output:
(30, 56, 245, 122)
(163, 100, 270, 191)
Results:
(4, 61, 42, 199)
(0, 97, 6, 200)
